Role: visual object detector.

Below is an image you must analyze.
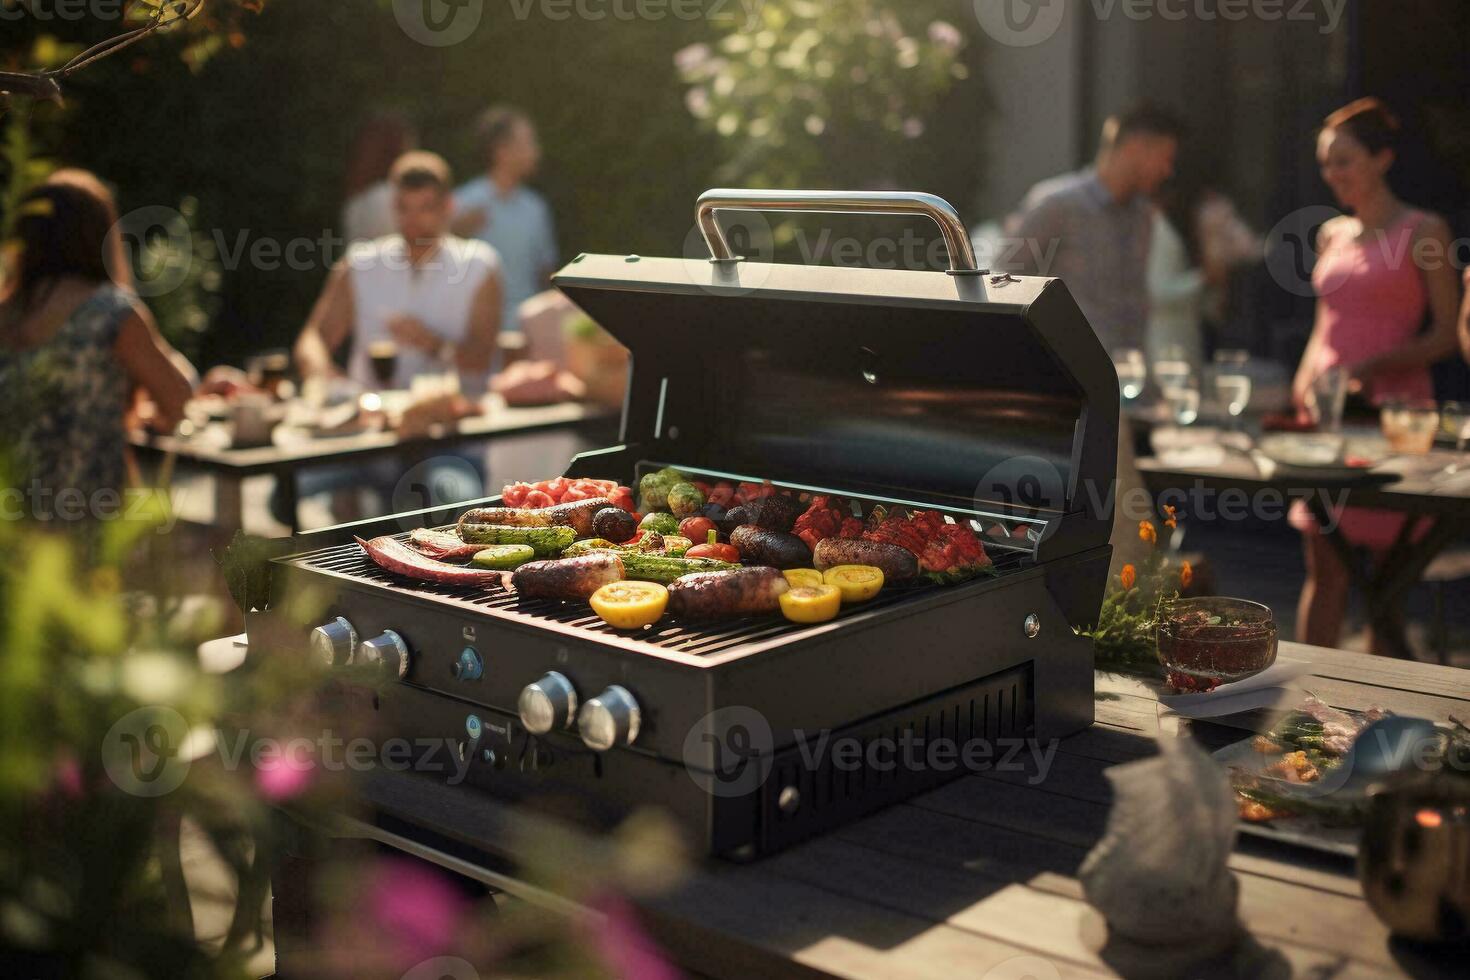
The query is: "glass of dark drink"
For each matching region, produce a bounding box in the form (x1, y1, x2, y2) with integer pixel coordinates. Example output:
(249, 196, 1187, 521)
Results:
(258, 351, 291, 396)
(368, 340, 398, 388)
(1156, 597, 1277, 693)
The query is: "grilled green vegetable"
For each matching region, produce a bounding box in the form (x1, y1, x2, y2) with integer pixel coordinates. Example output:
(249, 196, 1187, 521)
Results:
(469, 544, 537, 570)
(563, 538, 619, 558)
(458, 498, 608, 538)
(611, 551, 739, 584)
(639, 512, 680, 536)
(667, 482, 706, 518)
(458, 524, 577, 557)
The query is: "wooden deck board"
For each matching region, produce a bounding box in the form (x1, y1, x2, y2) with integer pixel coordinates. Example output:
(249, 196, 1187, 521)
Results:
(637, 643, 1470, 978)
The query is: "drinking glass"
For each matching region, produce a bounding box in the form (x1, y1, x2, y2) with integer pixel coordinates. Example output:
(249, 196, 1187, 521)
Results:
(368, 340, 399, 388)
(1381, 401, 1440, 455)
(1439, 401, 1470, 475)
(1308, 367, 1349, 433)
(1112, 348, 1147, 403)
(1215, 373, 1253, 418)
(1164, 379, 1201, 426)
(1154, 346, 1194, 395)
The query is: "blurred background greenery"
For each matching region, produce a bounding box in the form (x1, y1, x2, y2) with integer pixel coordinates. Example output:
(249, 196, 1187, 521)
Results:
(1, 0, 984, 368)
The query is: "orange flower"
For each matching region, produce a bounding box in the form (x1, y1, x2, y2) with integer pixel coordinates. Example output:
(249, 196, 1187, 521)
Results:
(1138, 521, 1157, 545)
(1180, 561, 1193, 589)
(1120, 564, 1137, 590)
(1163, 505, 1178, 530)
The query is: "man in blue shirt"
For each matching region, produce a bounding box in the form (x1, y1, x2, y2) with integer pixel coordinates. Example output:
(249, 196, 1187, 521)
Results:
(452, 106, 559, 335)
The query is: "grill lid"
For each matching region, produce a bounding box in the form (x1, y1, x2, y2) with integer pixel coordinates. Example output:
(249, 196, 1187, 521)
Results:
(553, 190, 1118, 557)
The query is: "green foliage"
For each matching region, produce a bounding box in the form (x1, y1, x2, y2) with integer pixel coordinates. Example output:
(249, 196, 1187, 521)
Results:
(677, 1, 967, 188)
(1081, 519, 1189, 674)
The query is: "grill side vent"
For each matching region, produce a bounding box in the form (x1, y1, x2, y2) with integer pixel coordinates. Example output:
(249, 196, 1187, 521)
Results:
(755, 663, 1034, 852)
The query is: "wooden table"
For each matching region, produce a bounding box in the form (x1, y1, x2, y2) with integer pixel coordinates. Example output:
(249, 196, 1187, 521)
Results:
(1137, 444, 1470, 659)
(273, 643, 1470, 979)
(130, 399, 616, 533)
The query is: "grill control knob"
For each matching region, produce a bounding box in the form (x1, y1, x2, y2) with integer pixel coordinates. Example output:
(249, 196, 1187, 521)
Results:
(577, 685, 641, 752)
(310, 617, 357, 667)
(356, 630, 410, 680)
(518, 671, 578, 735)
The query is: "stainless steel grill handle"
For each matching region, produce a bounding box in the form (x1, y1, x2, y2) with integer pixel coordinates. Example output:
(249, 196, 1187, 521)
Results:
(696, 188, 986, 276)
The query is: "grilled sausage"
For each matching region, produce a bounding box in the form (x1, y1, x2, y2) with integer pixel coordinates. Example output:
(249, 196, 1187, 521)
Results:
(741, 494, 802, 532)
(511, 553, 624, 601)
(667, 566, 789, 619)
(730, 525, 812, 569)
(458, 497, 610, 538)
(813, 538, 920, 581)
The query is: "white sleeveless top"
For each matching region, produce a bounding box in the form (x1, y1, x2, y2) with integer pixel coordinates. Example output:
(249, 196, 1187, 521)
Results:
(345, 234, 500, 390)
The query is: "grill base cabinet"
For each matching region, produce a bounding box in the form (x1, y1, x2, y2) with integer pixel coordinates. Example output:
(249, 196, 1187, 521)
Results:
(247, 190, 1118, 859)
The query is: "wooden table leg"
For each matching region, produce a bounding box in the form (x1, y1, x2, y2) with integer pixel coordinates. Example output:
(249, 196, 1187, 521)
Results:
(274, 466, 301, 534)
(214, 474, 245, 534)
(1307, 498, 1468, 660)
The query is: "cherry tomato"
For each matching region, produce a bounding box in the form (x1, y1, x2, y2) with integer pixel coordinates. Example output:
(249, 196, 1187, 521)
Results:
(688, 542, 740, 563)
(679, 516, 717, 544)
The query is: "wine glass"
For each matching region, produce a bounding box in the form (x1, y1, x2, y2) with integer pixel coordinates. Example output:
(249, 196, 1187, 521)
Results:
(1165, 381, 1201, 426)
(1215, 373, 1253, 419)
(1154, 346, 1194, 395)
(1113, 348, 1147, 403)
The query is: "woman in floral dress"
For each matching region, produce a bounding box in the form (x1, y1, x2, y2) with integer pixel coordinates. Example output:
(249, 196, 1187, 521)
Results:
(0, 170, 194, 523)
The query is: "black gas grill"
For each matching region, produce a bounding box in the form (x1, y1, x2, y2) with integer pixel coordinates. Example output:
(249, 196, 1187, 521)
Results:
(247, 190, 1118, 858)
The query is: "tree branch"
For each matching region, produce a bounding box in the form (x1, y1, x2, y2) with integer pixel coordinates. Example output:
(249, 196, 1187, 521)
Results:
(0, 0, 206, 105)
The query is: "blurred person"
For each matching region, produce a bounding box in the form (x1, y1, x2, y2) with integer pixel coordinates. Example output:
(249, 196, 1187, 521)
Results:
(296, 151, 503, 392)
(452, 106, 558, 337)
(1007, 104, 1184, 352)
(0, 169, 194, 521)
(288, 152, 503, 525)
(1006, 105, 1184, 574)
(1459, 267, 1470, 365)
(342, 110, 417, 245)
(1146, 181, 1263, 367)
(1289, 98, 1461, 655)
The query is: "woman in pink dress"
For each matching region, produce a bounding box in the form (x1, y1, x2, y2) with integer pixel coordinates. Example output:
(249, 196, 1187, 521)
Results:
(1291, 98, 1462, 654)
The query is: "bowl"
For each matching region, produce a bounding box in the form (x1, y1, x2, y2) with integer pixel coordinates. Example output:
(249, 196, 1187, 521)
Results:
(1156, 597, 1277, 693)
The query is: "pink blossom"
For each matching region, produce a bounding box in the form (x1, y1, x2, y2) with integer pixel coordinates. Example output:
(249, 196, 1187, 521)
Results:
(928, 20, 963, 52)
(368, 858, 469, 965)
(585, 893, 681, 980)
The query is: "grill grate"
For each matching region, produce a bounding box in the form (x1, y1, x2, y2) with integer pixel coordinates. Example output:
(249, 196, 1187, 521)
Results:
(289, 537, 1029, 657)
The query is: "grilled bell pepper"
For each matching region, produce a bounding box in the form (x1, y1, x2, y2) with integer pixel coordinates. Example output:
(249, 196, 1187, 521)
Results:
(779, 584, 842, 623)
(687, 530, 740, 563)
(824, 564, 885, 603)
(782, 568, 825, 589)
(590, 581, 669, 629)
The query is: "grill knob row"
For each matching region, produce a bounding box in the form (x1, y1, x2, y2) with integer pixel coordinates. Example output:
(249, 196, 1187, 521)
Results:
(310, 617, 357, 667)
(517, 673, 640, 752)
(517, 671, 578, 735)
(355, 630, 411, 680)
